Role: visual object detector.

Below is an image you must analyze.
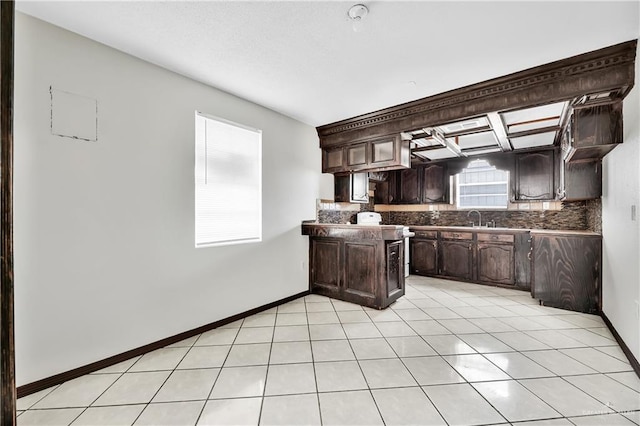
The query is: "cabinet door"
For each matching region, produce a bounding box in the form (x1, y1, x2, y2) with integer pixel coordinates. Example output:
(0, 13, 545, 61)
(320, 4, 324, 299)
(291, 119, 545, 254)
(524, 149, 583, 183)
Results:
(515, 150, 555, 201)
(310, 238, 341, 298)
(563, 160, 601, 200)
(344, 242, 378, 303)
(346, 143, 368, 170)
(440, 240, 474, 280)
(573, 101, 623, 148)
(322, 147, 345, 173)
(398, 168, 420, 204)
(421, 163, 449, 203)
(371, 138, 396, 166)
(374, 180, 389, 204)
(532, 234, 601, 314)
(477, 243, 515, 285)
(350, 173, 369, 203)
(410, 239, 438, 276)
(386, 240, 404, 304)
(334, 173, 369, 203)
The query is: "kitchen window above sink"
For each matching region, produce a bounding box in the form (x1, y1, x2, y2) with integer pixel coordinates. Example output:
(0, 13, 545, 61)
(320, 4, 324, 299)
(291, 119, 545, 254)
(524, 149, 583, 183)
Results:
(455, 159, 509, 209)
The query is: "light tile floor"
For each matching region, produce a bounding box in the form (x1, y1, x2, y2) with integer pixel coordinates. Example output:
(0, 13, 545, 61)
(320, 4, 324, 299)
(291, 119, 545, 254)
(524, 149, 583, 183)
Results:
(17, 276, 640, 425)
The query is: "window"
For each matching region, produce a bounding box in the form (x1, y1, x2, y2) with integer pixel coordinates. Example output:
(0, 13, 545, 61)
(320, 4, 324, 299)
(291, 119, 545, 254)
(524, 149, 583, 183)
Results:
(195, 112, 262, 247)
(456, 159, 509, 209)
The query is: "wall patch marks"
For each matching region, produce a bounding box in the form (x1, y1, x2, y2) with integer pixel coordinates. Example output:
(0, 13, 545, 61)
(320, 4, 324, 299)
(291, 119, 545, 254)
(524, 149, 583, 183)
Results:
(50, 87, 98, 142)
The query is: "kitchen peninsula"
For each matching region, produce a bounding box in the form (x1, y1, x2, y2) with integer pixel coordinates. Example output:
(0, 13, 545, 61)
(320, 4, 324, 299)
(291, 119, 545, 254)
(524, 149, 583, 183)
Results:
(301, 222, 407, 309)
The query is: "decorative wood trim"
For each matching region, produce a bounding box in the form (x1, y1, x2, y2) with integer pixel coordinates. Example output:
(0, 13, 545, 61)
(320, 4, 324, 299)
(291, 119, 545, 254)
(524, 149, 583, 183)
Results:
(318, 39, 637, 147)
(1, 1, 16, 424)
(601, 312, 640, 379)
(16, 290, 309, 398)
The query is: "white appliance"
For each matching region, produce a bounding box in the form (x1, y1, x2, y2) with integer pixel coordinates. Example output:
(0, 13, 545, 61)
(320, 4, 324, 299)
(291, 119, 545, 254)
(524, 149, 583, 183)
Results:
(356, 211, 382, 225)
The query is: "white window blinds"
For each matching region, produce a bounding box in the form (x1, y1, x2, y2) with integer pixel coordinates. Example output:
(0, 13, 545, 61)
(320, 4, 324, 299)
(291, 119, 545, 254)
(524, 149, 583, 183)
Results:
(195, 112, 262, 247)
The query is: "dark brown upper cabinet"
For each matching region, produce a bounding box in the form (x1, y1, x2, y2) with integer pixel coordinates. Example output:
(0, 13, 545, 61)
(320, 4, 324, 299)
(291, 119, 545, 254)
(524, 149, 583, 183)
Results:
(562, 160, 602, 201)
(421, 163, 449, 203)
(514, 150, 556, 201)
(397, 168, 420, 204)
(381, 163, 449, 205)
(317, 41, 635, 159)
(321, 135, 410, 174)
(334, 172, 369, 204)
(563, 100, 623, 162)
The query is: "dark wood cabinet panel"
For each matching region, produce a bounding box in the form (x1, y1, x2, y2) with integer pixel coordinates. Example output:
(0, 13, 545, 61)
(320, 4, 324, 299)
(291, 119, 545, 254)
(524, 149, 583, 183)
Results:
(373, 180, 389, 204)
(321, 135, 410, 174)
(409, 228, 530, 289)
(398, 168, 420, 204)
(344, 242, 377, 300)
(322, 147, 345, 173)
(386, 240, 404, 300)
(410, 239, 438, 276)
(477, 243, 514, 285)
(532, 233, 601, 314)
(440, 240, 474, 280)
(566, 100, 623, 161)
(346, 143, 368, 168)
(563, 160, 601, 201)
(514, 150, 555, 201)
(514, 233, 532, 291)
(386, 163, 449, 205)
(310, 239, 341, 297)
(334, 173, 369, 203)
(304, 227, 405, 309)
(421, 163, 449, 203)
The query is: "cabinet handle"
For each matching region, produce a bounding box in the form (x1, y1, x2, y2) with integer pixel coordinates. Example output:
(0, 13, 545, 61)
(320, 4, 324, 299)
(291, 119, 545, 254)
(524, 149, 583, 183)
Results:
(527, 250, 532, 260)
(432, 241, 437, 248)
(468, 244, 472, 250)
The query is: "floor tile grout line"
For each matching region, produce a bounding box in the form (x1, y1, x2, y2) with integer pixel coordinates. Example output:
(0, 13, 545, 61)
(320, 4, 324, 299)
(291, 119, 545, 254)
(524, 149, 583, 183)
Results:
(254, 318, 278, 426)
(18, 277, 640, 425)
(304, 295, 325, 426)
(193, 323, 242, 425)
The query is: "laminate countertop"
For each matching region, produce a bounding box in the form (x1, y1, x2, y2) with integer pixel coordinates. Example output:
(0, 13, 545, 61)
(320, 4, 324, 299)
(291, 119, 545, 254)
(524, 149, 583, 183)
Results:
(301, 222, 406, 240)
(408, 225, 601, 237)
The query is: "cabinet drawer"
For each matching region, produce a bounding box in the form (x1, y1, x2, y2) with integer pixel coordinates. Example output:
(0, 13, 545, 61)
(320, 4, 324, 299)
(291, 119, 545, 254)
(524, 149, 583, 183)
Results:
(412, 230, 438, 239)
(441, 231, 473, 241)
(477, 233, 514, 243)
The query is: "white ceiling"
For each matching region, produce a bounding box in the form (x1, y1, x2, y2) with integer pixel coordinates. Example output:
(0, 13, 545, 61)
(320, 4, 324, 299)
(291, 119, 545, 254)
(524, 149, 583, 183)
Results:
(16, 1, 640, 127)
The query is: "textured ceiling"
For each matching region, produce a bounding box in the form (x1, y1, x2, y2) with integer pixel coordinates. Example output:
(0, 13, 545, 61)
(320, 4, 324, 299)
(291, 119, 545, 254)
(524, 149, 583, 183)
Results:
(16, 1, 640, 127)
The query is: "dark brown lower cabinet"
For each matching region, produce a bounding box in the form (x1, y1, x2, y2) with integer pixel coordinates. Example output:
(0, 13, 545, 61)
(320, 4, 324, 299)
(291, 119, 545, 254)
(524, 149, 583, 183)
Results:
(477, 233, 515, 285)
(532, 232, 602, 314)
(410, 238, 438, 276)
(309, 236, 404, 309)
(440, 238, 474, 281)
(409, 228, 530, 290)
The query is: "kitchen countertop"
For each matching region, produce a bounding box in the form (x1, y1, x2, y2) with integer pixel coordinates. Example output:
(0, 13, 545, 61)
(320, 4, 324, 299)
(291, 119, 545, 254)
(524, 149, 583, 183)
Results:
(302, 222, 601, 238)
(301, 222, 407, 240)
(409, 225, 600, 236)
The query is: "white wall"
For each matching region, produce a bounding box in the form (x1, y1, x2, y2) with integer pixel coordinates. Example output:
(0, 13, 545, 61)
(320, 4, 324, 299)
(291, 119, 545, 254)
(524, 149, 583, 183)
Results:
(602, 41, 640, 361)
(14, 13, 328, 386)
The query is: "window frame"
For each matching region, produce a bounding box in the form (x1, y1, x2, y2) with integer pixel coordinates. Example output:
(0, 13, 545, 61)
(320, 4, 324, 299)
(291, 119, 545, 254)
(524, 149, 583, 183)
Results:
(455, 159, 509, 210)
(194, 111, 263, 248)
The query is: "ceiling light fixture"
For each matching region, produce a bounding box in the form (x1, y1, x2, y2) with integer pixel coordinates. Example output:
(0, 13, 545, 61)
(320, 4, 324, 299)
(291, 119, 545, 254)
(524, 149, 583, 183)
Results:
(347, 4, 369, 32)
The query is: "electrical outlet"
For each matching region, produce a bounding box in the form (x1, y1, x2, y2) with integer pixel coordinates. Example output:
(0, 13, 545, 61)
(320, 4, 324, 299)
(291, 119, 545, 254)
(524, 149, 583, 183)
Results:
(542, 201, 550, 210)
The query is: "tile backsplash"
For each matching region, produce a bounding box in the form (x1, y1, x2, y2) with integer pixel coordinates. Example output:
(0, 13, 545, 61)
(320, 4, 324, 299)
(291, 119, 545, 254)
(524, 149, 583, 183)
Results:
(317, 200, 599, 232)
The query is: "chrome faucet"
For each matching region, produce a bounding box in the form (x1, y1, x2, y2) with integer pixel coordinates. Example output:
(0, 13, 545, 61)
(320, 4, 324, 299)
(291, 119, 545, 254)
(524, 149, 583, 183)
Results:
(467, 210, 481, 227)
